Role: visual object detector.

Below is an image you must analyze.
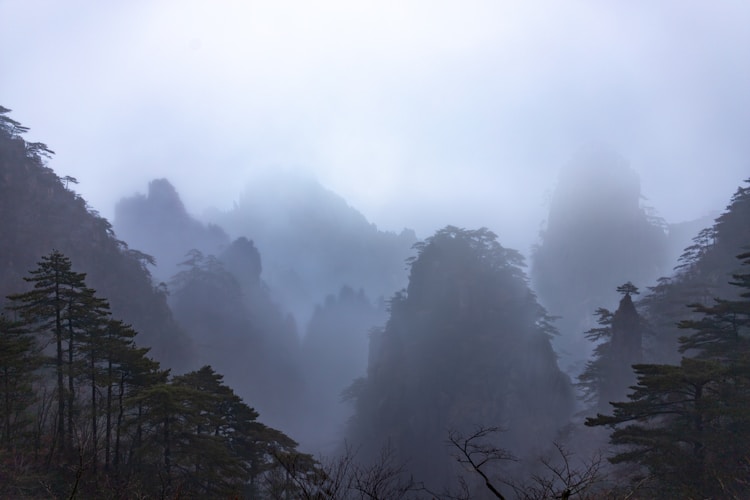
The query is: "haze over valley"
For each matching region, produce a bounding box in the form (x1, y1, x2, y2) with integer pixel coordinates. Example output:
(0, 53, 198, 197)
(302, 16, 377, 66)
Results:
(1, 2, 750, 498)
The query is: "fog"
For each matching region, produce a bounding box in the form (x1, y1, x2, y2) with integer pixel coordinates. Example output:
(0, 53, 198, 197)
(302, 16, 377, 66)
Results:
(2, 1, 749, 254)
(4, 3, 750, 497)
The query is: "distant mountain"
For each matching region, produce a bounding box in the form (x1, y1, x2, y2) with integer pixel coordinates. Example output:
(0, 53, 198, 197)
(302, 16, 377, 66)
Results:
(116, 172, 417, 327)
(209, 170, 417, 325)
(531, 146, 669, 374)
(113, 172, 417, 452)
(168, 239, 305, 434)
(0, 107, 193, 371)
(115, 181, 308, 431)
(114, 178, 229, 283)
(300, 286, 387, 452)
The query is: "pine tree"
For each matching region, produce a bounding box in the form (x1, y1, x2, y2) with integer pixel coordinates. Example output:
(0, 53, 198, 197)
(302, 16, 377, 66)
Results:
(586, 253, 750, 498)
(126, 364, 306, 498)
(579, 283, 643, 413)
(114, 343, 166, 484)
(577, 307, 614, 410)
(0, 313, 41, 449)
(640, 179, 750, 363)
(677, 253, 750, 360)
(72, 288, 112, 478)
(171, 366, 248, 496)
(7, 250, 89, 457)
(99, 319, 138, 473)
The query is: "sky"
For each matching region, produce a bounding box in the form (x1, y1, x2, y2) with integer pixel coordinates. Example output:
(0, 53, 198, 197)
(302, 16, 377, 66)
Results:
(2, 0, 749, 254)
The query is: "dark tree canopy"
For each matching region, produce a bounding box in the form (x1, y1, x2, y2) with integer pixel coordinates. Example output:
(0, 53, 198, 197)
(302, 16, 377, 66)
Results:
(640, 178, 750, 363)
(0, 251, 314, 498)
(586, 253, 750, 498)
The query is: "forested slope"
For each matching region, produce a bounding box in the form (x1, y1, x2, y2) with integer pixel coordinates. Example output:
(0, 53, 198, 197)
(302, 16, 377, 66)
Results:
(0, 107, 192, 370)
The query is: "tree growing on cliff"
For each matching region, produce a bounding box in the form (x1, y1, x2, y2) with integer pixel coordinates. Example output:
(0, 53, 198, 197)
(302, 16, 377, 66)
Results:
(579, 282, 644, 413)
(586, 253, 750, 498)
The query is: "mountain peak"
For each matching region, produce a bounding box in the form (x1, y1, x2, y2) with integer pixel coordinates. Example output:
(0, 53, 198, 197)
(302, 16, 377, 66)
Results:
(147, 178, 186, 215)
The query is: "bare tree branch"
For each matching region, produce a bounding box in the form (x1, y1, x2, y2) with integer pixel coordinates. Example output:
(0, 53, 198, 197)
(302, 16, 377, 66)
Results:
(446, 426, 516, 499)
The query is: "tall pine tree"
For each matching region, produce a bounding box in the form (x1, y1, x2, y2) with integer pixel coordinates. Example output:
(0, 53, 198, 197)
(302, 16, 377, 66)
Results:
(7, 250, 89, 457)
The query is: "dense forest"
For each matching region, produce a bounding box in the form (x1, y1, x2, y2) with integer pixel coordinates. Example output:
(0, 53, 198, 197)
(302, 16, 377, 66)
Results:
(2, 105, 750, 498)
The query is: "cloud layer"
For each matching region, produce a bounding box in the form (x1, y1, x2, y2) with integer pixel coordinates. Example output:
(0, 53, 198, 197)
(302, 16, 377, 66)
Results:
(2, 0, 748, 252)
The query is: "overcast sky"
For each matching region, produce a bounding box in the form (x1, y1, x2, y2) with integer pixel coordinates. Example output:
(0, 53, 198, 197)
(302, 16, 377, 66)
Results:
(2, 1, 749, 254)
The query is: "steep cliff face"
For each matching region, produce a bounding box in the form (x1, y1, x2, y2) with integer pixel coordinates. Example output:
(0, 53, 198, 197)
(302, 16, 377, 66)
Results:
(211, 170, 418, 325)
(114, 178, 229, 283)
(114, 174, 413, 447)
(531, 147, 668, 373)
(116, 172, 417, 330)
(347, 227, 574, 490)
(0, 107, 194, 371)
(300, 286, 387, 452)
(165, 238, 306, 435)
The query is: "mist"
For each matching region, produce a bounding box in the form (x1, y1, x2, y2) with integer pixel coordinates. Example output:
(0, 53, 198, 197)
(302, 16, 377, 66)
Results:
(2, 1, 750, 497)
(2, 1, 749, 255)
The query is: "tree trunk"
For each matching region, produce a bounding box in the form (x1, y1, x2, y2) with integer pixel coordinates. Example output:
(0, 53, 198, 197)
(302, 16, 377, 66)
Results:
(55, 278, 65, 456)
(67, 310, 75, 454)
(105, 357, 112, 471)
(91, 348, 97, 477)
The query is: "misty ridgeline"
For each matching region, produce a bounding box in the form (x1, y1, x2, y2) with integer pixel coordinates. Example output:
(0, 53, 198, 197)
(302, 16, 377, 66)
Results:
(1, 106, 750, 499)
